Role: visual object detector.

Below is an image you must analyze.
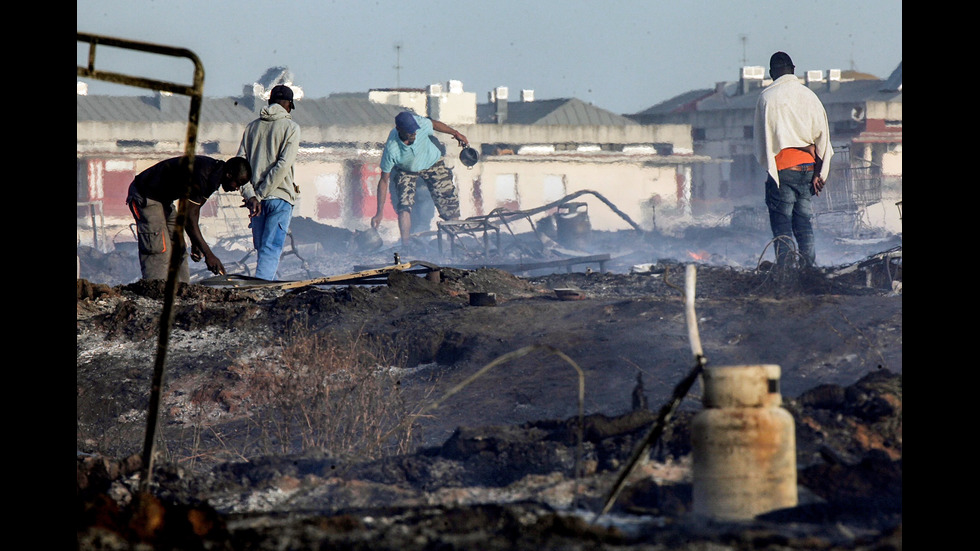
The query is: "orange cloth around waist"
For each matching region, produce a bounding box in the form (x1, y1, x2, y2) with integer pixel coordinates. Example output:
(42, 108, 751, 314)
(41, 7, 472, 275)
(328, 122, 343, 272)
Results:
(775, 148, 816, 170)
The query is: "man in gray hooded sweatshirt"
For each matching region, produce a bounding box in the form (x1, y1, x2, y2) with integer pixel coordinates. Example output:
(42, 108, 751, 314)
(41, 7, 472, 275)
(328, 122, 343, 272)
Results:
(237, 84, 301, 280)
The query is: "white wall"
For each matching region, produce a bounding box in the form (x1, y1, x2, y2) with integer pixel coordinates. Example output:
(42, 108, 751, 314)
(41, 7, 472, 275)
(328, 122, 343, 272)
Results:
(454, 157, 688, 232)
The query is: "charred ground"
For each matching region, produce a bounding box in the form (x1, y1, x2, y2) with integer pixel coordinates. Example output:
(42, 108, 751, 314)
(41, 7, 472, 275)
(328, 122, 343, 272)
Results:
(77, 226, 902, 550)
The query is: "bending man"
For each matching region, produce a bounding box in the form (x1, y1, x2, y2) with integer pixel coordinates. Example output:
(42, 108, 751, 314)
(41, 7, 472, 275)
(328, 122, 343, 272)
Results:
(126, 156, 252, 281)
(371, 111, 467, 246)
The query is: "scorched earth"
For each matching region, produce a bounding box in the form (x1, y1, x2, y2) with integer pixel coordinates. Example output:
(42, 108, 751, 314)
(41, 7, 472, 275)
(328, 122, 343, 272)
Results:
(77, 224, 903, 550)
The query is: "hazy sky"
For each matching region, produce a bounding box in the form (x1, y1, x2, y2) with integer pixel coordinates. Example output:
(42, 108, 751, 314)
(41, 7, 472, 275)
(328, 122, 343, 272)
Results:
(77, 0, 902, 115)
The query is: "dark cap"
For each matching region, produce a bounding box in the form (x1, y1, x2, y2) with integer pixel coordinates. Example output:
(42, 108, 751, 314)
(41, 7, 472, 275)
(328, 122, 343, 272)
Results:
(395, 111, 420, 133)
(769, 51, 794, 70)
(269, 85, 295, 109)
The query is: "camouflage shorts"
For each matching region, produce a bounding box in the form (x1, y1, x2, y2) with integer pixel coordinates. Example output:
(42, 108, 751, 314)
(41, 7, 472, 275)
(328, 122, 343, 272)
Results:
(393, 160, 460, 220)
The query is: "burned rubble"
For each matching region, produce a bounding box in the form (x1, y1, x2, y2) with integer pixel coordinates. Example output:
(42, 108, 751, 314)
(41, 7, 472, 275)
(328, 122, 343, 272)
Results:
(77, 366, 901, 550)
(78, 219, 901, 550)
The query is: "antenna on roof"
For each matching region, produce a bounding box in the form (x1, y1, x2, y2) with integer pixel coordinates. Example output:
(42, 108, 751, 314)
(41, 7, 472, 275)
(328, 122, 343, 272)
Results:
(394, 42, 403, 88)
(739, 34, 748, 66)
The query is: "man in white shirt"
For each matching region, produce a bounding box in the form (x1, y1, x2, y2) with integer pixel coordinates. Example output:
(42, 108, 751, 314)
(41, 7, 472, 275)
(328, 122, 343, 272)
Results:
(754, 51, 833, 268)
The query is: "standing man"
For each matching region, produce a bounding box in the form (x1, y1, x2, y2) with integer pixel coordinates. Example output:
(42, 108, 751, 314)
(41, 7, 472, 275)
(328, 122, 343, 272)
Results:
(237, 84, 301, 280)
(126, 156, 252, 281)
(754, 51, 834, 268)
(370, 111, 467, 246)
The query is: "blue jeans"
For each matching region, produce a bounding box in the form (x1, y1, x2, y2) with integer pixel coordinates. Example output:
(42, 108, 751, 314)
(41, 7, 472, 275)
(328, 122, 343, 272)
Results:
(250, 198, 293, 280)
(765, 169, 816, 267)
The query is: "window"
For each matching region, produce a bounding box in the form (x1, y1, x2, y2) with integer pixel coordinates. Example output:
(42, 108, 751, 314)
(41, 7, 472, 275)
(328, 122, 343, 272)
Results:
(495, 174, 519, 210)
(116, 140, 155, 148)
(543, 174, 566, 204)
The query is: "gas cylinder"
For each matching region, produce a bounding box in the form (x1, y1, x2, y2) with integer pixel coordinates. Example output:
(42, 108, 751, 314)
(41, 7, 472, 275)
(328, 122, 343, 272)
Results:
(555, 202, 591, 249)
(691, 364, 797, 520)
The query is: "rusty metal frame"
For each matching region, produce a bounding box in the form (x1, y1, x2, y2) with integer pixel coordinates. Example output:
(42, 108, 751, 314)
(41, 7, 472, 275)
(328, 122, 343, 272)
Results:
(78, 31, 205, 494)
(436, 189, 644, 261)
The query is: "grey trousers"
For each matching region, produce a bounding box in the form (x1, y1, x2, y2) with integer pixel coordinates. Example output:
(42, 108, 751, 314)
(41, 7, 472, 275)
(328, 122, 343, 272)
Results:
(127, 190, 190, 282)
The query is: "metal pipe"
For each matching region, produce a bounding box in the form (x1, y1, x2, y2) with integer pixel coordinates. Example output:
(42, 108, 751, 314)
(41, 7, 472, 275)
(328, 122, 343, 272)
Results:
(77, 31, 205, 495)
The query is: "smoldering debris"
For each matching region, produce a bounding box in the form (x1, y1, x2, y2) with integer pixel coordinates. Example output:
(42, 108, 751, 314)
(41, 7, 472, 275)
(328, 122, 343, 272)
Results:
(78, 212, 902, 289)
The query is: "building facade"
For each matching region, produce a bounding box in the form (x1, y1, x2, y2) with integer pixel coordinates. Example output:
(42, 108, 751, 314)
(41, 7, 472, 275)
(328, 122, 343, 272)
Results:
(628, 63, 902, 236)
(77, 76, 710, 251)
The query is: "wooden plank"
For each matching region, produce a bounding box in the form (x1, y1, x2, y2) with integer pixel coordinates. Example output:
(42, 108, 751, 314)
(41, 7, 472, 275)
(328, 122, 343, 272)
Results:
(200, 262, 415, 289)
(276, 263, 413, 289)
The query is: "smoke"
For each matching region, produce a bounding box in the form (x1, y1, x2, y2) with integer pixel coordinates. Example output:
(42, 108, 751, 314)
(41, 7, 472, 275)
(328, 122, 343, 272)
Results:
(77, 212, 902, 286)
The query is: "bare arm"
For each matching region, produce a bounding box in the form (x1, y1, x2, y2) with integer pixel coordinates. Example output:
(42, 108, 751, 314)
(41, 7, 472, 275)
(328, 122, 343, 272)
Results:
(811, 153, 825, 195)
(184, 201, 225, 275)
(371, 172, 391, 229)
(795, 144, 826, 195)
(431, 119, 468, 147)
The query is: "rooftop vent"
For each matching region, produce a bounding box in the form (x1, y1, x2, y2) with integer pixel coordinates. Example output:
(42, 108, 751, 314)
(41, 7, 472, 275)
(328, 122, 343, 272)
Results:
(741, 66, 765, 80)
(521, 89, 534, 102)
(805, 70, 824, 90)
(827, 69, 841, 92)
(739, 66, 765, 95)
(489, 86, 509, 102)
(490, 86, 508, 124)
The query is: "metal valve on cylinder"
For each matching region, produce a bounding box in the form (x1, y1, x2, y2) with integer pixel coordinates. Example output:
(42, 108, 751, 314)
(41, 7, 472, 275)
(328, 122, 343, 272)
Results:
(691, 364, 797, 520)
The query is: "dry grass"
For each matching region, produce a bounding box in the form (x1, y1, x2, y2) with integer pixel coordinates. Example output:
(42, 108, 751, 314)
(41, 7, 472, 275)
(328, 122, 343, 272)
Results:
(167, 326, 436, 468)
(245, 327, 432, 459)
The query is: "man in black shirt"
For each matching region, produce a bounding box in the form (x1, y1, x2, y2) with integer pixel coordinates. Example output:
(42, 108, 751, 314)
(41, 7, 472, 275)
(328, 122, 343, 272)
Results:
(126, 156, 251, 281)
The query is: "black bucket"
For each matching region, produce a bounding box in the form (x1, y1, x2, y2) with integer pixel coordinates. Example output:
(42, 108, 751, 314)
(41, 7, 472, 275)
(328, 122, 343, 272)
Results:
(459, 146, 479, 168)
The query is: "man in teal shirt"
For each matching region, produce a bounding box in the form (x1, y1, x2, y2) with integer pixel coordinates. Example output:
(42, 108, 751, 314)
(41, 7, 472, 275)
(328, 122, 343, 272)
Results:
(370, 111, 469, 245)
